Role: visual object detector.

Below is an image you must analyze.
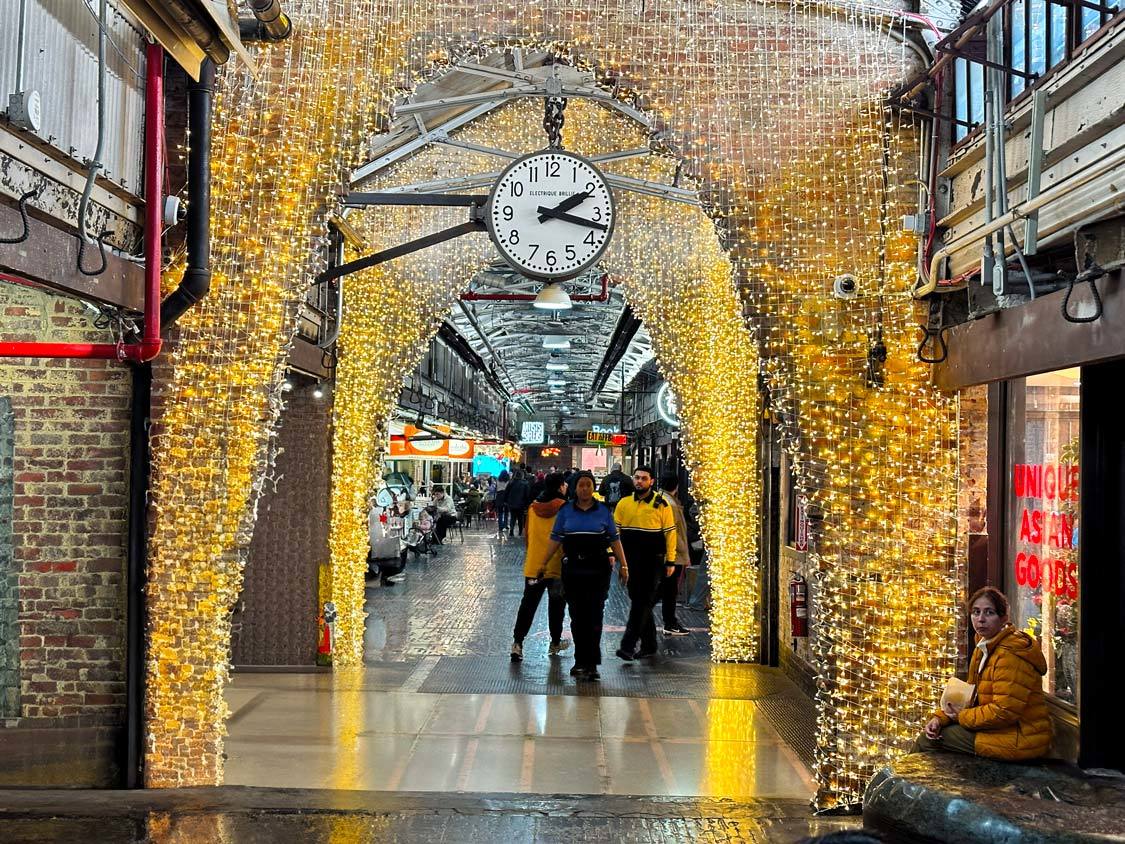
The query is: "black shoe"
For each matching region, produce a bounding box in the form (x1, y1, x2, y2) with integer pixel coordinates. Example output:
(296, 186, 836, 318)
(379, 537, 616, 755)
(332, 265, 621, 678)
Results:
(584, 669, 600, 681)
(380, 579, 396, 587)
(615, 648, 635, 662)
(569, 665, 586, 677)
(663, 624, 690, 636)
(635, 648, 658, 659)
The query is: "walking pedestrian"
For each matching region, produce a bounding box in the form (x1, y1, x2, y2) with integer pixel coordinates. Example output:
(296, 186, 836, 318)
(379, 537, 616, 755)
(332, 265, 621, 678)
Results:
(599, 462, 634, 506)
(613, 466, 677, 661)
(510, 473, 572, 662)
(531, 472, 628, 681)
(506, 470, 531, 537)
(658, 473, 691, 636)
(495, 470, 511, 534)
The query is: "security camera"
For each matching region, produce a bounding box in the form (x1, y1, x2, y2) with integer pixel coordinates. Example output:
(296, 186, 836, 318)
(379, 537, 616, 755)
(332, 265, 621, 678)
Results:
(832, 274, 859, 300)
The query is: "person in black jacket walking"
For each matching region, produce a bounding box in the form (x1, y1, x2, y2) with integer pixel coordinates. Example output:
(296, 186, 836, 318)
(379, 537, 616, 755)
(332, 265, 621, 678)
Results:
(599, 463, 634, 506)
(505, 470, 531, 537)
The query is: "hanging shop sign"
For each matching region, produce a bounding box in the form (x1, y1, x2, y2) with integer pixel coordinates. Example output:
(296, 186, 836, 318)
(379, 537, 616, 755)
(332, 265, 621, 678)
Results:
(521, 421, 545, 445)
(795, 501, 809, 552)
(1012, 462, 1079, 599)
(657, 382, 680, 428)
(389, 424, 475, 459)
(586, 430, 627, 446)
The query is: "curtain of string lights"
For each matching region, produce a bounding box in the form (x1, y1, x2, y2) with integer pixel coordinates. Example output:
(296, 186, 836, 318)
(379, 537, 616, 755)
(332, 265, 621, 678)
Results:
(143, 0, 961, 808)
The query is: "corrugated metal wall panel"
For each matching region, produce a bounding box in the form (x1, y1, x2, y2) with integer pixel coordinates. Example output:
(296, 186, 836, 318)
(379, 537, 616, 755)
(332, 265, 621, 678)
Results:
(0, 0, 146, 192)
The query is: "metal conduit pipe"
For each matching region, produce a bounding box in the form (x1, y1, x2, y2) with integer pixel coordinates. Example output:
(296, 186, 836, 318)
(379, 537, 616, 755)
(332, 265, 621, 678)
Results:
(161, 0, 230, 64)
(922, 145, 1125, 296)
(161, 60, 215, 327)
(240, 0, 293, 41)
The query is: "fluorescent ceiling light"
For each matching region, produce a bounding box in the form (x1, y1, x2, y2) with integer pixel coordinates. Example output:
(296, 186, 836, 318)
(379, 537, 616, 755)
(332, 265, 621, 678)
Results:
(543, 336, 571, 349)
(545, 362, 569, 371)
(547, 378, 566, 386)
(533, 284, 573, 310)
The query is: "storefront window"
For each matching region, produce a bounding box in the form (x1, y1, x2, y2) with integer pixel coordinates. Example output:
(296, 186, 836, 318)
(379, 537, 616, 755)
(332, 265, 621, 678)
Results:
(1005, 368, 1080, 705)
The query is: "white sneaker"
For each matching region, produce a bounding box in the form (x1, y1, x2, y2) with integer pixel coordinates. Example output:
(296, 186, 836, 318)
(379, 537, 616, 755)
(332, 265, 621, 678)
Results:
(549, 639, 572, 657)
(386, 573, 406, 583)
(510, 642, 523, 662)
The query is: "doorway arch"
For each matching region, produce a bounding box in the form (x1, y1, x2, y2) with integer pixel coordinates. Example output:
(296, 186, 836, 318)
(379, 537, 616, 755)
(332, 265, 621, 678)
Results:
(144, 2, 959, 810)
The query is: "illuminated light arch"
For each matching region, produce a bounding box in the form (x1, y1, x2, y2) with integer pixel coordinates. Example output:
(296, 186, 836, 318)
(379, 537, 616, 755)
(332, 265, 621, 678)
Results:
(144, 0, 959, 809)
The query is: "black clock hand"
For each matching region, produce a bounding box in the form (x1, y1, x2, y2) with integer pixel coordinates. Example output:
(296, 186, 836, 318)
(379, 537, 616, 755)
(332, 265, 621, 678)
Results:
(537, 206, 608, 232)
(537, 191, 590, 223)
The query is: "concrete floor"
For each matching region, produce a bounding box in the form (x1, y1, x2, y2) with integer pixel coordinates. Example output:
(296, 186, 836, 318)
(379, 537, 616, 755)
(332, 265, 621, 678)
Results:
(223, 527, 818, 800)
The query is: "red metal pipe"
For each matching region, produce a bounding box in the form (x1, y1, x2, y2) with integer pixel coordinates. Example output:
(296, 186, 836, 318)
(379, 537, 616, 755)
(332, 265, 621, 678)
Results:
(460, 273, 610, 303)
(0, 43, 164, 361)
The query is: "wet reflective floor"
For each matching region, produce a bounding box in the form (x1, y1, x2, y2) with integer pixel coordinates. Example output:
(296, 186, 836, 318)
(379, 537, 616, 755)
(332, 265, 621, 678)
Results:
(0, 788, 862, 843)
(224, 528, 819, 800)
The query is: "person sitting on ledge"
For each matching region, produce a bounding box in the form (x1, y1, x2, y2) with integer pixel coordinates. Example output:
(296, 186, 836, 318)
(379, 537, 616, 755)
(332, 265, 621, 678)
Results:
(914, 586, 1052, 760)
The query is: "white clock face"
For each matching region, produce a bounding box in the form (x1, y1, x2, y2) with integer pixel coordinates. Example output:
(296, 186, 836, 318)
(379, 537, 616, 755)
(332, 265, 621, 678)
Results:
(487, 150, 615, 280)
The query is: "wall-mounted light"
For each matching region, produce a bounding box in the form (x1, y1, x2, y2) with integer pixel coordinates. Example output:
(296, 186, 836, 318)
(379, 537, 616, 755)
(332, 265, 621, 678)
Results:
(313, 385, 325, 399)
(281, 378, 294, 392)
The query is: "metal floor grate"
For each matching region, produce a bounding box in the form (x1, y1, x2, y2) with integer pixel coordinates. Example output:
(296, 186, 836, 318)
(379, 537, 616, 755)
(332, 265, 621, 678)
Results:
(755, 691, 819, 770)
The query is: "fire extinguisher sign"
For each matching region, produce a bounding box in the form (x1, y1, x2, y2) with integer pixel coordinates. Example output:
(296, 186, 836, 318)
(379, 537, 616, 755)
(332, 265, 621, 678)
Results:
(795, 501, 808, 552)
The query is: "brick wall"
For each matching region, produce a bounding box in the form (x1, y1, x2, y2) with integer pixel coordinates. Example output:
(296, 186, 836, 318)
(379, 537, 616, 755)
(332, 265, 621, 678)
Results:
(231, 381, 330, 666)
(0, 282, 132, 785)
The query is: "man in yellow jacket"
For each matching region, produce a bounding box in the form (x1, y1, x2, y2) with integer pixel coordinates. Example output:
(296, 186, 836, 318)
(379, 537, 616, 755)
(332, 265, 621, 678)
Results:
(614, 466, 677, 661)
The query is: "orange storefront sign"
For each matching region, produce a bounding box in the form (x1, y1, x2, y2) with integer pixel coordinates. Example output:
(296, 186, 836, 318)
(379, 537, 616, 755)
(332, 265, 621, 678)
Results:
(389, 424, 475, 459)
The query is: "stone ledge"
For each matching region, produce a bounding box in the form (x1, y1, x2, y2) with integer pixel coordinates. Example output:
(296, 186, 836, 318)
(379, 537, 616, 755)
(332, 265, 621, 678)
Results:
(863, 751, 1125, 843)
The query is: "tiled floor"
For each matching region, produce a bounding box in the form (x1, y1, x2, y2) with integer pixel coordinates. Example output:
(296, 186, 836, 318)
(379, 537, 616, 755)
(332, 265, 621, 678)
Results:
(224, 526, 818, 800)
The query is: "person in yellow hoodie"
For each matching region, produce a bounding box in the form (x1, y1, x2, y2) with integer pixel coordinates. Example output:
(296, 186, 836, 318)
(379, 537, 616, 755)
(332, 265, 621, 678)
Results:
(510, 473, 571, 662)
(915, 586, 1052, 760)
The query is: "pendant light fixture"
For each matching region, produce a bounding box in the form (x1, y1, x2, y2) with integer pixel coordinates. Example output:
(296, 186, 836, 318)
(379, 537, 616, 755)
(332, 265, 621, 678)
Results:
(533, 283, 573, 310)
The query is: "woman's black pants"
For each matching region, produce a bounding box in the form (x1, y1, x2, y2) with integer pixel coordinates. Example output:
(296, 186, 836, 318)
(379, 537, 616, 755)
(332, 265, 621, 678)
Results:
(513, 577, 565, 644)
(563, 565, 612, 668)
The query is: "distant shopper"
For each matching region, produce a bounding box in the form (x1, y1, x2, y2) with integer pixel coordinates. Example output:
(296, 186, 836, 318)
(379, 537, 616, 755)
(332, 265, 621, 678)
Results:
(510, 473, 572, 662)
(614, 466, 676, 661)
(599, 463, 634, 506)
(484, 477, 498, 519)
(431, 486, 458, 543)
(658, 473, 690, 636)
(532, 471, 628, 681)
(528, 471, 546, 503)
(914, 586, 1051, 759)
(495, 470, 511, 534)
(506, 470, 531, 537)
(371, 495, 413, 585)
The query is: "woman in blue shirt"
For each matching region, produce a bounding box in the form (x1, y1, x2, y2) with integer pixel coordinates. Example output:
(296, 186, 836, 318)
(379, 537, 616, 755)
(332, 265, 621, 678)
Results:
(532, 472, 628, 681)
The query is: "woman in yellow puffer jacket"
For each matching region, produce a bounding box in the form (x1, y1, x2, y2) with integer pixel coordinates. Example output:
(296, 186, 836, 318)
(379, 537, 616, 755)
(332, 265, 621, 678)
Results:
(509, 473, 571, 662)
(916, 586, 1052, 760)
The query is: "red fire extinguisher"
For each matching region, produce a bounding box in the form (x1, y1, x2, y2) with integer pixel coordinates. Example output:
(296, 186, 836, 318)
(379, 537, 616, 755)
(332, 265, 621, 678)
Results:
(789, 573, 808, 642)
(317, 601, 337, 666)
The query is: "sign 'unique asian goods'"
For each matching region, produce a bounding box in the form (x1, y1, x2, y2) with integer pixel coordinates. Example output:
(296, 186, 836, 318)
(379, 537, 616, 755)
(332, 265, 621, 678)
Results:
(1012, 462, 1079, 599)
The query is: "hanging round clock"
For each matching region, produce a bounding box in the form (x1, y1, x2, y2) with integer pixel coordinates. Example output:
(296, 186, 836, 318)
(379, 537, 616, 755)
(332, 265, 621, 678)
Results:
(486, 149, 615, 280)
